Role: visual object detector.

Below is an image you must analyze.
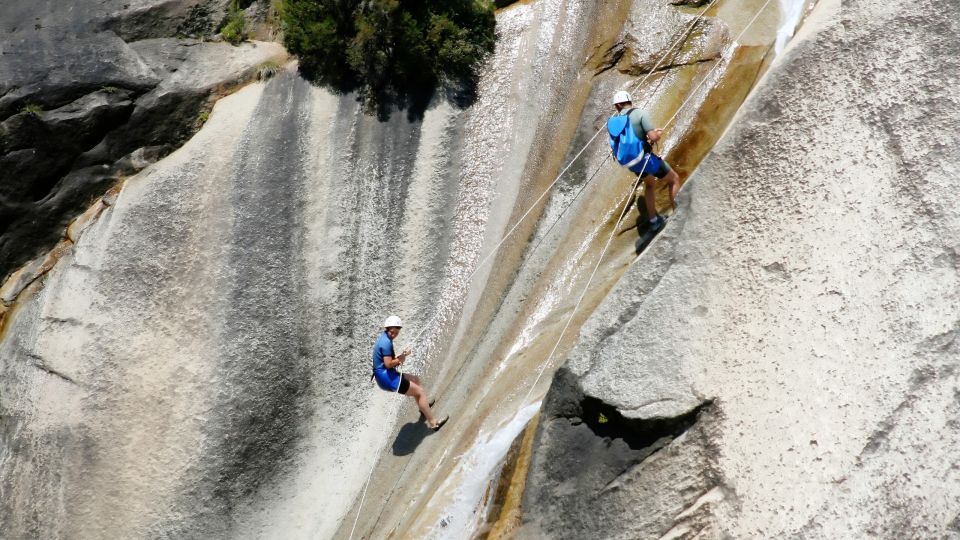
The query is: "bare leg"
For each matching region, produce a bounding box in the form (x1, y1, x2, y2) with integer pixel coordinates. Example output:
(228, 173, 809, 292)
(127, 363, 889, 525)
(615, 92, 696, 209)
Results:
(643, 176, 658, 219)
(664, 168, 681, 209)
(405, 380, 436, 426)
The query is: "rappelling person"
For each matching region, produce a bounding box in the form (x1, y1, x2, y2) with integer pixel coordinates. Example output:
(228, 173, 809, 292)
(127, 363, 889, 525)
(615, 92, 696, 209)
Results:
(372, 315, 448, 431)
(608, 90, 681, 232)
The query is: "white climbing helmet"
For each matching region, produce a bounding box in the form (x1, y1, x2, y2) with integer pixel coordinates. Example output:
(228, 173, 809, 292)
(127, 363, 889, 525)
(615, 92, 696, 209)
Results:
(612, 90, 632, 105)
(383, 315, 403, 329)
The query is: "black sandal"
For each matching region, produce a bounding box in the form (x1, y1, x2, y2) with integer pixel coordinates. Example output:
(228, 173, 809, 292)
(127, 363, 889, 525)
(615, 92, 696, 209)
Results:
(430, 416, 449, 431)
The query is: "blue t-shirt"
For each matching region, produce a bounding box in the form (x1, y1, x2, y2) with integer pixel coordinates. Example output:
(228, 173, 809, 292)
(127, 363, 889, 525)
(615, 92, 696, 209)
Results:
(372, 331, 401, 391)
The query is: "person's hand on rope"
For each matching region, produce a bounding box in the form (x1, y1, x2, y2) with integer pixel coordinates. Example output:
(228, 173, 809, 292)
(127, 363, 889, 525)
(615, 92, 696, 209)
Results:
(647, 128, 664, 144)
(397, 349, 411, 364)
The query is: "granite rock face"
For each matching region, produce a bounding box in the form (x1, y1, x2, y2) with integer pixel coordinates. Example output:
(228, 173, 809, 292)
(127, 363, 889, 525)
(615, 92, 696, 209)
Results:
(0, 0, 614, 535)
(523, 368, 719, 539)
(592, 0, 727, 77)
(522, 0, 960, 537)
(0, 0, 283, 279)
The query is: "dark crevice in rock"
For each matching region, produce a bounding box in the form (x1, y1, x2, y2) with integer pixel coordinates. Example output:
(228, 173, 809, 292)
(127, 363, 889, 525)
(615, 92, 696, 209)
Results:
(590, 16, 720, 78)
(524, 369, 721, 537)
(644, 55, 720, 74)
(544, 368, 713, 456)
(25, 354, 78, 385)
(40, 316, 84, 327)
(592, 40, 628, 77)
(0, 85, 147, 125)
(594, 48, 720, 78)
(578, 394, 713, 453)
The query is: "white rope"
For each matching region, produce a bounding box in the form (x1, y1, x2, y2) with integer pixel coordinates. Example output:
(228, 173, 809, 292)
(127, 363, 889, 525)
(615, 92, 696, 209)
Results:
(401, 0, 721, 351)
(520, 156, 649, 407)
(348, 2, 751, 536)
(663, 0, 776, 130)
(519, 0, 778, 407)
(347, 473, 371, 540)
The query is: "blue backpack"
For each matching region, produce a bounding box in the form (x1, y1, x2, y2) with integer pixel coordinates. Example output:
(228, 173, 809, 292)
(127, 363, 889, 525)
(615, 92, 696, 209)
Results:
(607, 108, 650, 169)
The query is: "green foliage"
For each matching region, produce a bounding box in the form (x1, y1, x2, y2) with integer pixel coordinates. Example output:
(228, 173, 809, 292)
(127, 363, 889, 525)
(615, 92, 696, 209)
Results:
(257, 60, 284, 80)
(279, 0, 496, 119)
(222, 0, 249, 45)
(197, 110, 211, 125)
(20, 103, 43, 117)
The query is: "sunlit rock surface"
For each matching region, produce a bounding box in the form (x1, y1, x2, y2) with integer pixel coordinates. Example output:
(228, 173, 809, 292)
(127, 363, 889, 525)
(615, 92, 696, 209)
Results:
(7, 0, 957, 537)
(0, 0, 615, 536)
(0, 0, 786, 537)
(522, 0, 960, 537)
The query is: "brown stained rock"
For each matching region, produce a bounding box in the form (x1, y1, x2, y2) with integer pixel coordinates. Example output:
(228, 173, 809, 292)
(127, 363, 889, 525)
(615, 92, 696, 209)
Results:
(102, 182, 124, 206)
(66, 200, 106, 243)
(487, 414, 541, 540)
(0, 239, 72, 306)
(0, 259, 45, 306)
(34, 240, 72, 281)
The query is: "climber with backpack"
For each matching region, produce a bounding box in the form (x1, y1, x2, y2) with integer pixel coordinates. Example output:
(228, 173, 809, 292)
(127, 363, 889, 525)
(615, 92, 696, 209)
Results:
(371, 315, 448, 431)
(607, 90, 681, 232)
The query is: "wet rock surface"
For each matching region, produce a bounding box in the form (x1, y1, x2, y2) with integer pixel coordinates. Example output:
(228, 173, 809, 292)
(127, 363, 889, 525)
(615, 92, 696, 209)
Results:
(522, 0, 960, 537)
(590, 0, 727, 77)
(0, 0, 609, 532)
(0, 0, 283, 280)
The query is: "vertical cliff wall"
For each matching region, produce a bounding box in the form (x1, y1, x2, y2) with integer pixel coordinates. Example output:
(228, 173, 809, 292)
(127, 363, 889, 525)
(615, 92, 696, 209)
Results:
(1, 0, 821, 537)
(522, 0, 960, 537)
(1, 0, 629, 535)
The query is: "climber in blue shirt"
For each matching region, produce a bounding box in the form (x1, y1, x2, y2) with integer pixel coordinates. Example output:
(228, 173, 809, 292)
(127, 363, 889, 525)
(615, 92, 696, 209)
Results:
(372, 315, 448, 431)
(609, 90, 681, 232)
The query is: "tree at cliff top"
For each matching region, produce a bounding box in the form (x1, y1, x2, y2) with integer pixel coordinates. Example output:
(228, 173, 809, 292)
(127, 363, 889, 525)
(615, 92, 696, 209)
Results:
(279, 0, 496, 119)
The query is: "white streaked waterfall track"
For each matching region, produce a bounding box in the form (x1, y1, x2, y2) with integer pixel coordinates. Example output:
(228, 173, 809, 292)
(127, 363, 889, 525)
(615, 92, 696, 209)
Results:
(0, 0, 811, 538)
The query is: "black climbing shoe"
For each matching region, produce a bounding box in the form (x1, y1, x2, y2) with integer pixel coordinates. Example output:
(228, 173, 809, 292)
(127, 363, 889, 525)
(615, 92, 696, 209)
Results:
(648, 215, 666, 232)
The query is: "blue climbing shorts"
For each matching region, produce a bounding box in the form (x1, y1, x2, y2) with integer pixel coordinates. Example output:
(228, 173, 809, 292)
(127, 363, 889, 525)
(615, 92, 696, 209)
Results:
(629, 153, 671, 178)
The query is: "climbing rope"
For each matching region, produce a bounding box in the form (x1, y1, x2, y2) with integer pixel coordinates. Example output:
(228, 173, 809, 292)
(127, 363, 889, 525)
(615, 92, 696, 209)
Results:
(348, 0, 782, 535)
(518, 0, 778, 406)
(347, 434, 380, 540)
(519, 157, 649, 407)
(398, 0, 722, 353)
(662, 0, 776, 132)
